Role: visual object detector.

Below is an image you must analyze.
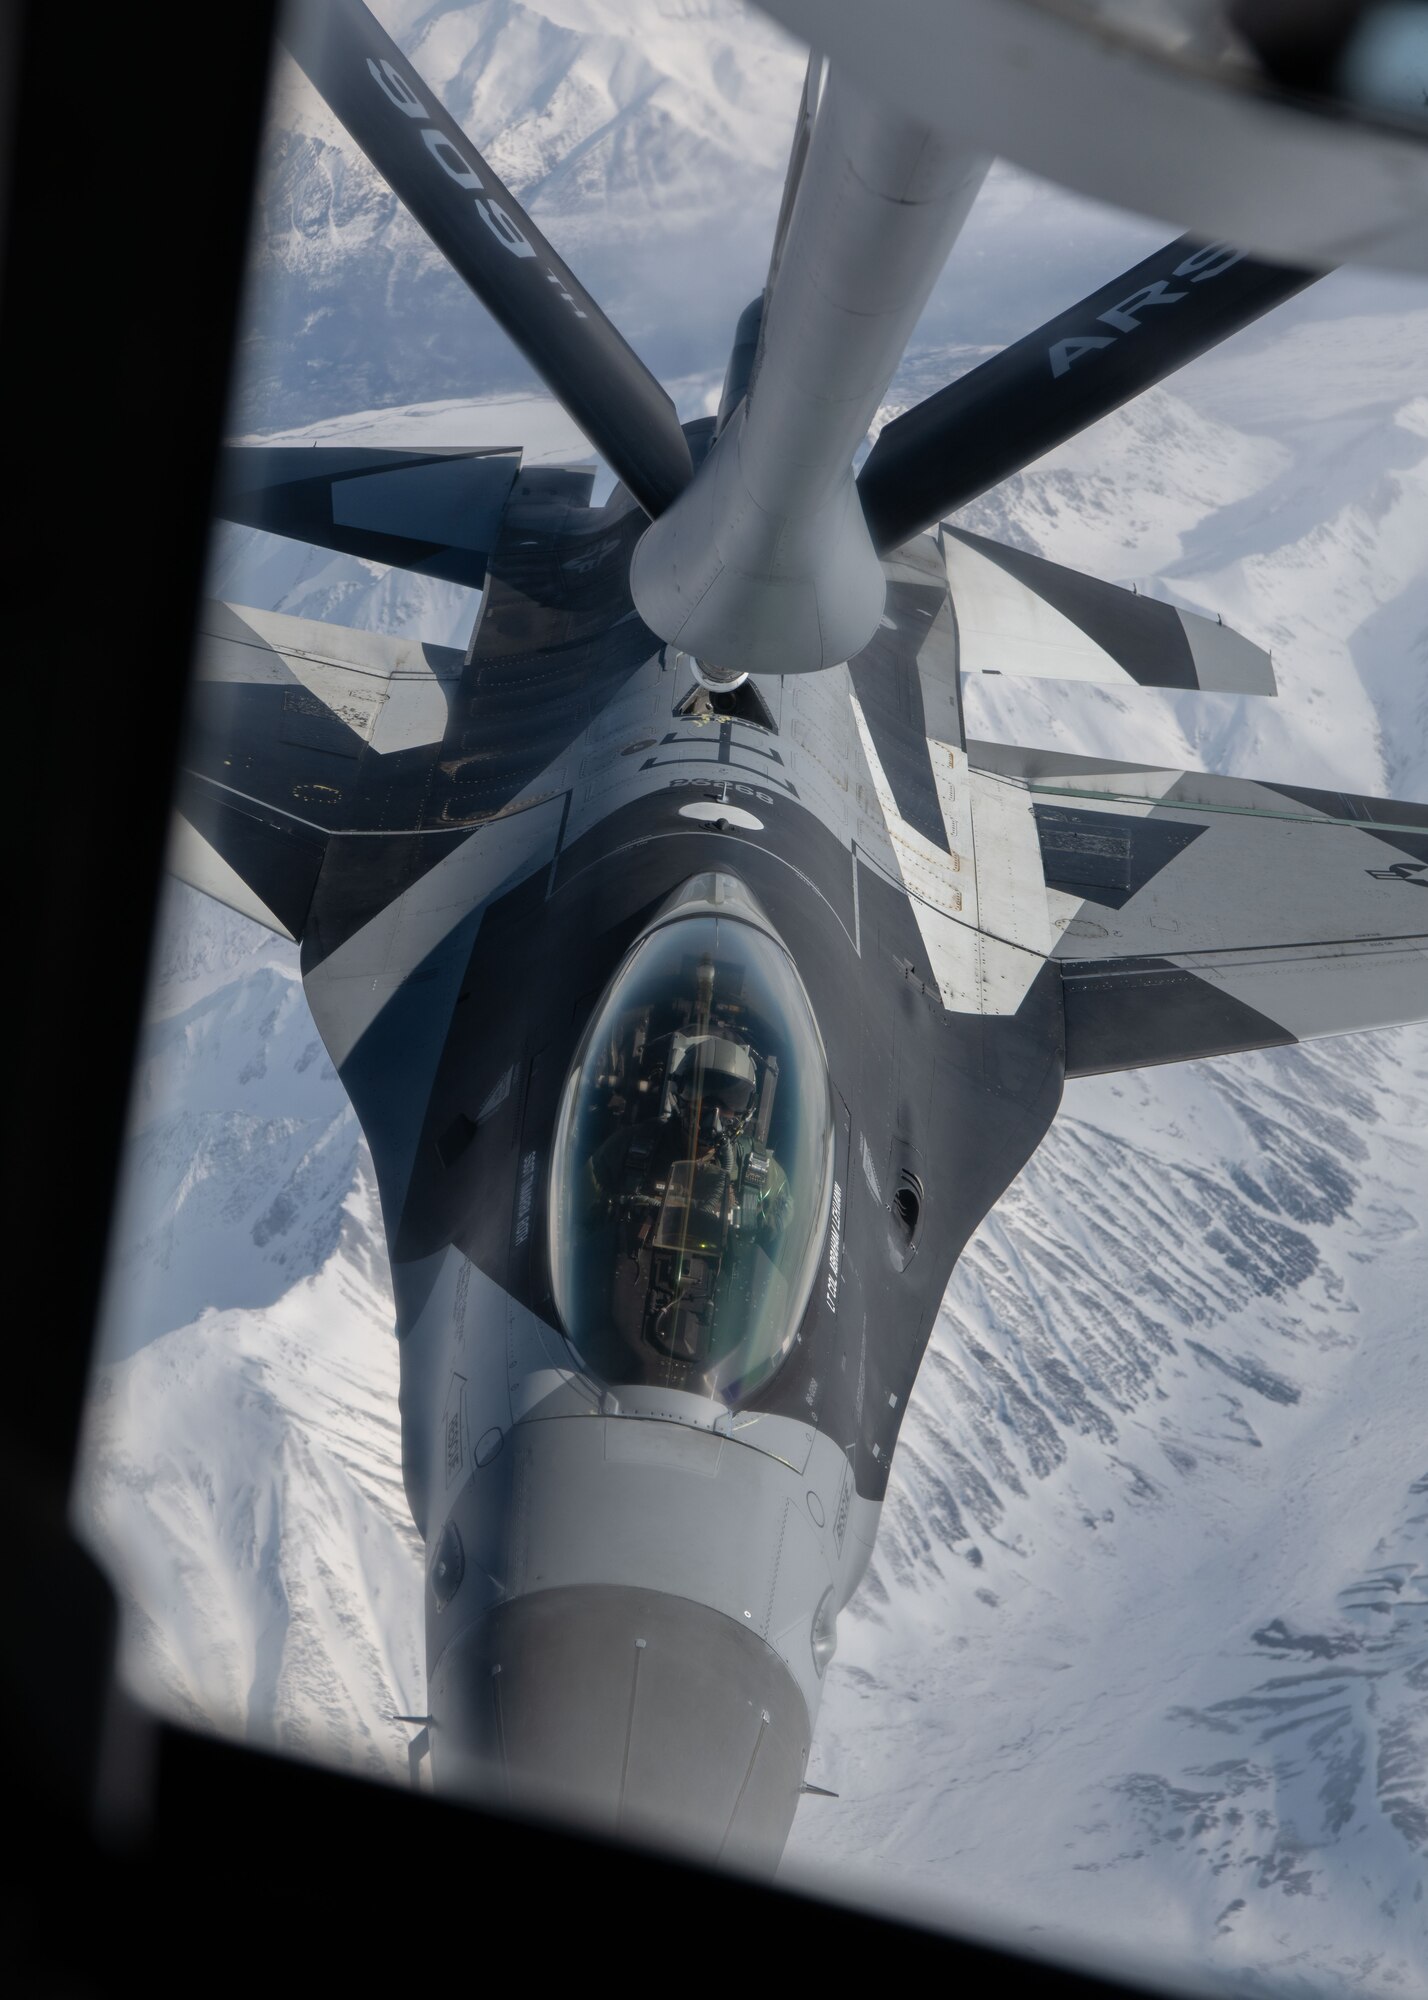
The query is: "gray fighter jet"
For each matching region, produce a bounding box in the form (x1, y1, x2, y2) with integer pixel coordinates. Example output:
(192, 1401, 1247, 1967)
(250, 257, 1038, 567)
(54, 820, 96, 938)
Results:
(175, 0, 1428, 1874)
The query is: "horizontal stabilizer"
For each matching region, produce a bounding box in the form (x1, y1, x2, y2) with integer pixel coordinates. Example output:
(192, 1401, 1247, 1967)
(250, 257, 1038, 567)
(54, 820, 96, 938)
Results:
(217, 445, 523, 588)
(945, 528, 1274, 696)
(967, 742, 1428, 1074)
(166, 804, 321, 942)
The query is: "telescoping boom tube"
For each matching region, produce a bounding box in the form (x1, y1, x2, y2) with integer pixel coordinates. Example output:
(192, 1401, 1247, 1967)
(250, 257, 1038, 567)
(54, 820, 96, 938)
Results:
(631, 73, 986, 678)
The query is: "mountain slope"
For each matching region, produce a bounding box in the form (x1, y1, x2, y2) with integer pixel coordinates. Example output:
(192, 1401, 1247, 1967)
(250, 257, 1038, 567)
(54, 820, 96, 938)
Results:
(242, 0, 801, 424)
(784, 1027, 1428, 1997)
(84, 889, 423, 1777)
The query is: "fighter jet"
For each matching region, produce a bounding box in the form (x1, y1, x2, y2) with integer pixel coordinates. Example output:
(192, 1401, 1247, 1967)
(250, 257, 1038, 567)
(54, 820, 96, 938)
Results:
(173, 0, 1428, 1872)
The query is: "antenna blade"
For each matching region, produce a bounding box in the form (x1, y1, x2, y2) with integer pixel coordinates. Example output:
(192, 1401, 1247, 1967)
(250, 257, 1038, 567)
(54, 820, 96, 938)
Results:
(283, 0, 691, 519)
(858, 236, 1316, 554)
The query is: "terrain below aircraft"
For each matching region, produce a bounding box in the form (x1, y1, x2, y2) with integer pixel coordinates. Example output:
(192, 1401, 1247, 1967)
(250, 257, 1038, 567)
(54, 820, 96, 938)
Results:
(174, 0, 1428, 1871)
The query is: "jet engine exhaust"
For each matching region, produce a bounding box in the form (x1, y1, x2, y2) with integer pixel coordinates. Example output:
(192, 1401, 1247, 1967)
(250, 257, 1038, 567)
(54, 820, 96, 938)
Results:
(430, 1585, 809, 1872)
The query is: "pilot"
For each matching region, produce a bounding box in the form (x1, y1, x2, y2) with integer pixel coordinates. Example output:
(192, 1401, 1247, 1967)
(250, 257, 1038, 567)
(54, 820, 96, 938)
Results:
(585, 1033, 791, 1251)
(671, 1034, 757, 1153)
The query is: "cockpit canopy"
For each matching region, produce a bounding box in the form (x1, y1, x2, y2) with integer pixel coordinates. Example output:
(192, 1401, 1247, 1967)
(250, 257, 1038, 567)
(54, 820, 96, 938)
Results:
(548, 877, 834, 1406)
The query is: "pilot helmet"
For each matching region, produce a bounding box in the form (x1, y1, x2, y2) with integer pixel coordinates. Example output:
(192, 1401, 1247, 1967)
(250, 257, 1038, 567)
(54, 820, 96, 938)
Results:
(671, 1035, 757, 1127)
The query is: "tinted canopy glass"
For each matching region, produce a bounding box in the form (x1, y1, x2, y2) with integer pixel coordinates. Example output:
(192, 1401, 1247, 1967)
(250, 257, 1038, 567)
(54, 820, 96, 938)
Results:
(549, 898, 833, 1405)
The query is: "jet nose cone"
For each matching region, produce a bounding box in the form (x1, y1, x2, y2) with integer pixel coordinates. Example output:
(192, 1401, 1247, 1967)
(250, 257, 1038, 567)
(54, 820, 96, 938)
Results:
(429, 1585, 810, 1875)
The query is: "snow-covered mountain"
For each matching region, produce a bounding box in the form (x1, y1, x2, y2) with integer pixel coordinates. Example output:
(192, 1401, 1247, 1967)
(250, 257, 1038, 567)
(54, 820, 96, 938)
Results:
(783, 1022, 1428, 1995)
(76, 4, 1427, 1994)
(83, 891, 423, 1776)
(239, 0, 1203, 429)
(242, 0, 803, 424)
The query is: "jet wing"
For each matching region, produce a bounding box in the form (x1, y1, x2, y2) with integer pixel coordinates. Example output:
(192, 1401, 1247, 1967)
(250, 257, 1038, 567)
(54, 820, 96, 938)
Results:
(944, 528, 1275, 696)
(169, 599, 467, 940)
(171, 489, 653, 944)
(970, 741, 1428, 1075)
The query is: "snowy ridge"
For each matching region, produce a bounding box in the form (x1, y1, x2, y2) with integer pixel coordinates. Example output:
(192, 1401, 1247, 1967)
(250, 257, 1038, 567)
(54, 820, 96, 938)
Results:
(82, 888, 422, 1780)
(244, 0, 800, 424)
(239, 0, 1183, 430)
(785, 1030, 1428, 1995)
